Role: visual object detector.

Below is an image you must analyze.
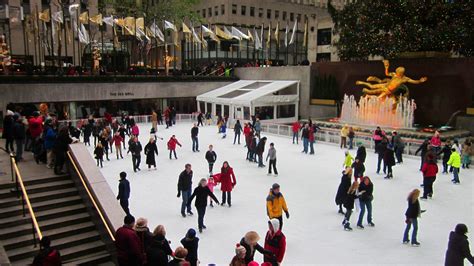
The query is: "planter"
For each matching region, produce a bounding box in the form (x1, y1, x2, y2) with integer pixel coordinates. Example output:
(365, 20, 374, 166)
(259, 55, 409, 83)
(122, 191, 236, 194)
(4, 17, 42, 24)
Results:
(311, 99, 336, 106)
(397, 51, 451, 59)
(467, 108, 474, 115)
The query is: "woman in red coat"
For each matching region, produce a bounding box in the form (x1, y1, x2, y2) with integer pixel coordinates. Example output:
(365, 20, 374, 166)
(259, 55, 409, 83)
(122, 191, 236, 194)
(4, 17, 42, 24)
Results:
(421, 154, 438, 199)
(220, 161, 236, 207)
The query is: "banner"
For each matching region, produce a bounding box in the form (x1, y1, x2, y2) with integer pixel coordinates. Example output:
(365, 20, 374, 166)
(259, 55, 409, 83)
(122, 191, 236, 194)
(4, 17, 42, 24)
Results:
(164, 20, 177, 31)
(289, 20, 297, 45)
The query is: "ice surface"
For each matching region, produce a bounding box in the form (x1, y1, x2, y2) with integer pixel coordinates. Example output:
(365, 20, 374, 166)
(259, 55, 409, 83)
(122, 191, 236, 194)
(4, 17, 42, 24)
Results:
(85, 122, 473, 265)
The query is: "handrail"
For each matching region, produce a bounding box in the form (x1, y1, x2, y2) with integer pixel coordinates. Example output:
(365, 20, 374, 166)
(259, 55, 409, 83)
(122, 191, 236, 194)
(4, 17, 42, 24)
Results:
(10, 157, 43, 246)
(66, 151, 116, 242)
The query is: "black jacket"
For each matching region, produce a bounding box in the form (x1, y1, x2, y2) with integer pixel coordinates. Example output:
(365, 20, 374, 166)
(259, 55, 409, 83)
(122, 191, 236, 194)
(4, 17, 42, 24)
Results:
(205, 151, 217, 163)
(234, 123, 242, 133)
(256, 138, 267, 154)
(375, 141, 387, 155)
(188, 185, 218, 208)
(117, 179, 130, 201)
(445, 231, 474, 266)
(415, 141, 429, 157)
(352, 161, 365, 177)
(356, 146, 367, 163)
(144, 142, 158, 165)
(301, 128, 309, 139)
(358, 182, 373, 202)
(181, 237, 199, 263)
(191, 127, 199, 138)
(335, 174, 351, 205)
(94, 147, 104, 159)
(129, 141, 143, 156)
(384, 148, 396, 166)
(239, 237, 273, 264)
(405, 199, 420, 219)
(13, 121, 26, 140)
(178, 170, 193, 192)
(146, 235, 173, 266)
(439, 145, 452, 162)
(343, 192, 358, 210)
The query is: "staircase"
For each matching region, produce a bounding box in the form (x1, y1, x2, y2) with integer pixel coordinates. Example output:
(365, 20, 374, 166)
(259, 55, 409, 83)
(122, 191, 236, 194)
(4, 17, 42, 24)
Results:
(0, 173, 114, 265)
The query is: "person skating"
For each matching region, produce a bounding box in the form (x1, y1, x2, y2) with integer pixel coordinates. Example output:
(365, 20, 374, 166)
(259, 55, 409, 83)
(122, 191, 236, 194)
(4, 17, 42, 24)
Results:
(144, 138, 158, 170)
(403, 189, 425, 246)
(82, 120, 92, 146)
(113, 132, 124, 159)
(167, 135, 182, 160)
(342, 181, 359, 231)
(205, 112, 212, 125)
(118, 124, 128, 149)
(357, 176, 375, 228)
(115, 215, 143, 266)
(291, 120, 301, 144)
(384, 144, 396, 179)
(340, 124, 349, 149)
(430, 131, 442, 158)
(146, 225, 173, 265)
(392, 131, 405, 163)
(248, 134, 258, 162)
(205, 145, 217, 176)
(256, 137, 267, 168)
(351, 158, 365, 182)
(230, 244, 247, 266)
(254, 118, 262, 139)
(266, 183, 289, 230)
(264, 219, 287, 266)
(244, 123, 252, 148)
(191, 123, 200, 152)
(177, 164, 194, 217)
(308, 125, 316, 154)
(197, 112, 204, 127)
(240, 231, 274, 264)
(421, 154, 438, 199)
(335, 168, 352, 214)
(207, 176, 217, 207)
(444, 223, 474, 266)
(356, 145, 367, 163)
(375, 138, 388, 174)
(99, 129, 111, 161)
(181, 229, 200, 266)
(117, 172, 131, 215)
(372, 126, 386, 150)
(438, 141, 452, 174)
(415, 139, 430, 171)
(348, 127, 355, 150)
(343, 151, 353, 169)
(301, 124, 309, 154)
(220, 119, 227, 139)
(461, 139, 472, 169)
(447, 148, 461, 184)
(233, 120, 242, 145)
(129, 136, 143, 172)
(94, 143, 104, 168)
(131, 123, 140, 138)
(266, 143, 278, 176)
(220, 161, 236, 207)
(188, 178, 220, 233)
(32, 236, 61, 265)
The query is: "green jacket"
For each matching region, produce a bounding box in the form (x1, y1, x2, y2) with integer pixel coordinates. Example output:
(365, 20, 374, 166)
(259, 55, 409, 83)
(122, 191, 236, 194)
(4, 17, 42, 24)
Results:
(447, 151, 461, 168)
(344, 154, 353, 168)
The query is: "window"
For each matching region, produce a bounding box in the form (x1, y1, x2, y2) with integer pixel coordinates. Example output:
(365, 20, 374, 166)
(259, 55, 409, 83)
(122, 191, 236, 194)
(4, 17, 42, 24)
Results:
(267, 9, 271, 19)
(241, 5, 246, 16)
(215, 6, 218, 16)
(316, 53, 331, 62)
(258, 8, 263, 18)
(297, 14, 301, 22)
(208, 7, 212, 17)
(277, 105, 296, 118)
(202, 9, 206, 18)
(317, 28, 332, 45)
(232, 4, 237, 14)
(275, 10, 279, 19)
(290, 12, 294, 21)
(221, 4, 225, 15)
(282, 11, 287, 20)
(255, 106, 274, 120)
(250, 6, 255, 17)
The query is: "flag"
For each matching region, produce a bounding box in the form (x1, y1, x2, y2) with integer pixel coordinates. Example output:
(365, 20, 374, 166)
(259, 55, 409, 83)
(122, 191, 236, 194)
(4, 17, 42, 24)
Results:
(136, 17, 148, 40)
(146, 27, 155, 38)
(200, 26, 207, 49)
(266, 23, 271, 47)
(164, 20, 177, 31)
(260, 24, 264, 48)
(284, 22, 289, 47)
(150, 21, 164, 42)
(124, 17, 135, 35)
(215, 26, 232, 40)
(78, 23, 90, 44)
(303, 17, 308, 48)
(231, 26, 249, 40)
(289, 20, 297, 45)
(52, 11, 63, 23)
(38, 9, 50, 22)
(274, 22, 279, 48)
(89, 13, 102, 25)
(68, 4, 79, 17)
(79, 11, 88, 24)
(223, 26, 235, 39)
(191, 27, 201, 43)
(202, 25, 219, 42)
(182, 22, 191, 34)
(254, 27, 262, 50)
(247, 29, 253, 41)
(103, 15, 114, 26)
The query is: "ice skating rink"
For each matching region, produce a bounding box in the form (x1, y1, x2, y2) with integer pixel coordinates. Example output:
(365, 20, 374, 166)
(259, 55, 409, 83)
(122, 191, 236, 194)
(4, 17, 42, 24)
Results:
(86, 122, 473, 265)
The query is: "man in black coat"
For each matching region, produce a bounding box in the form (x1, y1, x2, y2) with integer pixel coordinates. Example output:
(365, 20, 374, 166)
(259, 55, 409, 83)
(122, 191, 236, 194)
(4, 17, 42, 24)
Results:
(188, 178, 219, 233)
(117, 172, 131, 215)
(256, 137, 267, 168)
(181, 229, 200, 266)
(375, 138, 388, 174)
(191, 123, 199, 152)
(13, 115, 26, 162)
(129, 137, 142, 172)
(177, 164, 194, 217)
(205, 145, 217, 176)
(2, 111, 15, 153)
(445, 224, 474, 266)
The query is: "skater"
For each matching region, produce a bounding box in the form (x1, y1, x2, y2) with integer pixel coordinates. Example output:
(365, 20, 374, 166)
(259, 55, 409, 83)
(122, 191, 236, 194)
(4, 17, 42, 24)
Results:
(118, 124, 128, 149)
(151, 110, 158, 131)
(94, 143, 104, 168)
(357, 176, 375, 228)
(266, 143, 278, 176)
(301, 124, 309, 154)
(207, 176, 217, 207)
(342, 181, 359, 231)
(461, 139, 472, 169)
(392, 131, 405, 163)
(115, 215, 143, 266)
(254, 118, 262, 139)
(244, 123, 252, 147)
(445, 224, 474, 266)
(144, 138, 158, 170)
(376, 138, 388, 174)
(415, 138, 430, 171)
(131, 123, 139, 138)
(129, 137, 142, 172)
(177, 163, 194, 217)
(191, 123, 199, 152)
(82, 119, 92, 146)
(157, 109, 163, 125)
(438, 141, 452, 174)
(356, 144, 367, 163)
(343, 151, 353, 169)
(240, 231, 274, 264)
(340, 124, 349, 149)
(167, 135, 182, 160)
(146, 225, 173, 265)
(181, 229, 200, 266)
(188, 178, 220, 233)
(384, 144, 396, 179)
(256, 137, 267, 167)
(220, 161, 236, 207)
(266, 183, 289, 230)
(197, 112, 204, 127)
(372, 126, 386, 149)
(403, 189, 425, 246)
(164, 107, 171, 128)
(205, 112, 212, 125)
(116, 172, 131, 215)
(351, 158, 365, 182)
(247, 133, 257, 162)
(230, 244, 247, 266)
(308, 125, 316, 154)
(264, 219, 287, 265)
(430, 131, 442, 157)
(233, 120, 242, 145)
(447, 148, 461, 184)
(220, 119, 227, 139)
(205, 145, 217, 176)
(421, 154, 438, 199)
(335, 168, 352, 214)
(291, 120, 301, 144)
(348, 127, 355, 150)
(113, 132, 124, 159)
(99, 130, 111, 161)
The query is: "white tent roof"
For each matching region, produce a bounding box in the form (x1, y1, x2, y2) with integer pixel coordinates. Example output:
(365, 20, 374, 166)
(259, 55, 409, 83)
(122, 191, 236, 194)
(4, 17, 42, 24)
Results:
(197, 80, 299, 106)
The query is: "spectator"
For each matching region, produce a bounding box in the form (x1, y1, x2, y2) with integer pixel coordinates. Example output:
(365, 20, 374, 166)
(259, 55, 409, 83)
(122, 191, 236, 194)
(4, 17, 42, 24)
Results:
(13, 114, 26, 162)
(3, 110, 15, 153)
(43, 119, 56, 169)
(147, 225, 173, 265)
(445, 223, 474, 266)
(32, 236, 61, 266)
(117, 172, 131, 215)
(168, 247, 189, 266)
(134, 217, 153, 265)
(181, 229, 199, 266)
(53, 126, 73, 175)
(230, 244, 247, 266)
(116, 215, 143, 266)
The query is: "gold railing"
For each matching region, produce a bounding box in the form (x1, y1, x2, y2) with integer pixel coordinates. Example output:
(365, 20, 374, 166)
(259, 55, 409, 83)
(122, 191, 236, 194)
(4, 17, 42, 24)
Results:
(67, 152, 116, 241)
(10, 156, 43, 246)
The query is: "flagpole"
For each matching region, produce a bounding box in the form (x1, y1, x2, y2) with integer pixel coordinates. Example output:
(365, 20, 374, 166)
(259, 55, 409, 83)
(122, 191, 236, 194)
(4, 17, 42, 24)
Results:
(305, 16, 308, 61)
(294, 19, 298, 65)
(268, 22, 271, 65)
(163, 20, 168, 76)
(62, 4, 67, 67)
(285, 22, 288, 66)
(112, 20, 116, 76)
(76, 10, 81, 68)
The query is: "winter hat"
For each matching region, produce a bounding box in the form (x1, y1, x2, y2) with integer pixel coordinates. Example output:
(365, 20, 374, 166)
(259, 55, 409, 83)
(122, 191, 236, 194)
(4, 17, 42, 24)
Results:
(269, 219, 280, 232)
(272, 183, 280, 190)
(235, 243, 246, 255)
(134, 217, 148, 232)
(186, 228, 196, 239)
(244, 231, 260, 244)
(174, 247, 188, 259)
(455, 224, 468, 235)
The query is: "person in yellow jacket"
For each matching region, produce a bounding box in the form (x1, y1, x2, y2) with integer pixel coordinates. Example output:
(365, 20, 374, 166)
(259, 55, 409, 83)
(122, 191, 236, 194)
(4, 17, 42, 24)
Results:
(266, 183, 289, 230)
(447, 148, 461, 184)
(340, 125, 350, 149)
(343, 151, 354, 169)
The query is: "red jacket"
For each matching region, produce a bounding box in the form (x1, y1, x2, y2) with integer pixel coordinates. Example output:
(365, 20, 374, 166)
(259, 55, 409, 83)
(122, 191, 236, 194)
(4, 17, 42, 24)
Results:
(292, 122, 301, 133)
(33, 248, 61, 266)
(167, 138, 181, 150)
(430, 136, 441, 147)
(308, 127, 315, 142)
(28, 116, 44, 138)
(243, 126, 251, 137)
(264, 230, 286, 263)
(220, 166, 236, 192)
(115, 225, 143, 265)
(113, 135, 123, 146)
(422, 162, 438, 177)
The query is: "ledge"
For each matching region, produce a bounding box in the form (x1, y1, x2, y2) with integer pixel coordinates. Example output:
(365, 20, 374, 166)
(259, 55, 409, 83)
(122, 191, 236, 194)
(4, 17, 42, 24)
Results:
(310, 99, 336, 106)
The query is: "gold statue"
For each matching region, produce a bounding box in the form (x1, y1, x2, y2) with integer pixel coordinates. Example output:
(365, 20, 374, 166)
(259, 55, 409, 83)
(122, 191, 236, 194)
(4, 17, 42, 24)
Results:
(356, 60, 427, 100)
(92, 46, 102, 75)
(0, 34, 11, 74)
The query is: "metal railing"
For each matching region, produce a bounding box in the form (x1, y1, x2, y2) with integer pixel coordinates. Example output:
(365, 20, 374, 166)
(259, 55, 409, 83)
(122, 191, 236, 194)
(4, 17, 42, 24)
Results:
(67, 152, 116, 242)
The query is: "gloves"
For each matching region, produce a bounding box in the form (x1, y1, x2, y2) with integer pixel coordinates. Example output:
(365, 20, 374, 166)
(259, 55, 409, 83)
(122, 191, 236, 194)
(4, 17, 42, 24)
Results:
(116, 196, 120, 200)
(285, 211, 290, 219)
(405, 218, 410, 224)
(177, 191, 181, 197)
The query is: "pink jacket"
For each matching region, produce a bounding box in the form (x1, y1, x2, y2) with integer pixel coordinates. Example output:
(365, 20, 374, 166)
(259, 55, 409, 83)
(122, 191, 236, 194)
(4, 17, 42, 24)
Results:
(207, 179, 216, 192)
(373, 130, 385, 141)
(131, 125, 139, 136)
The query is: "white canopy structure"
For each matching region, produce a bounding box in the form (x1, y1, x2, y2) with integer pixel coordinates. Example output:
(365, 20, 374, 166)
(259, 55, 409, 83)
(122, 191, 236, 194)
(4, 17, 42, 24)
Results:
(197, 80, 299, 123)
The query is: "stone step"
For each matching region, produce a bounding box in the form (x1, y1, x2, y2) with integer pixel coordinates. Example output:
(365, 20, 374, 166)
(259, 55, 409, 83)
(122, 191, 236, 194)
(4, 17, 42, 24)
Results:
(22, 174, 71, 186)
(23, 179, 75, 195)
(0, 195, 83, 219)
(0, 187, 79, 207)
(62, 250, 113, 266)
